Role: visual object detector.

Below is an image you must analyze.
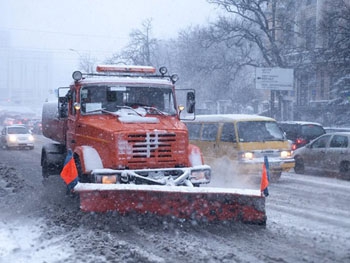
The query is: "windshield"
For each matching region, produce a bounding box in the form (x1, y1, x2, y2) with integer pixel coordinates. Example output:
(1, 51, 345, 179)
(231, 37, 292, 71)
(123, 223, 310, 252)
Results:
(80, 85, 177, 116)
(237, 121, 285, 142)
(7, 127, 30, 134)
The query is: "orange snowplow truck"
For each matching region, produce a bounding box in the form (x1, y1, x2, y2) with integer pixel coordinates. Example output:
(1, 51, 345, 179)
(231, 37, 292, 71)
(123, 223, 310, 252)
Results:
(41, 65, 266, 224)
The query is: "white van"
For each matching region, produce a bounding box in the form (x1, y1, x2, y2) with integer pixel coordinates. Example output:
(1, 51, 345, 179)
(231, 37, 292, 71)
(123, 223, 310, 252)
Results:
(184, 114, 294, 187)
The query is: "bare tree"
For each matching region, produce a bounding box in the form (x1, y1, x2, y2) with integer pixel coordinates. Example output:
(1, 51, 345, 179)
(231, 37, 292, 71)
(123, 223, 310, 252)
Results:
(174, 26, 259, 113)
(78, 53, 97, 73)
(107, 19, 158, 66)
(319, 0, 350, 68)
(318, 0, 350, 119)
(207, 0, 300, 68)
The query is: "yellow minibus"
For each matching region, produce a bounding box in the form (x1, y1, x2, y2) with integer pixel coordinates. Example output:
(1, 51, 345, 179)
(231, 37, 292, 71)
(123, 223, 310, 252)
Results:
(184, 114, 294, 187)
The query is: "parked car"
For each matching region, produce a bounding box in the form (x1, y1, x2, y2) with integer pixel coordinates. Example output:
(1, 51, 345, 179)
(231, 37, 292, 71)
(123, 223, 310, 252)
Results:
(324, 127, 350, 133)
(278, 121, 326, 150)
(293, 132, 350, 179)
(0, 125, 35, 150)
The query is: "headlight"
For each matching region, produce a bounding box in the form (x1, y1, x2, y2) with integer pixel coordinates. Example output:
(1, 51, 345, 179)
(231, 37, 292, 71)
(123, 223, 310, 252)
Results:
(8, 135, 17, 142)
(280, 150, 292, 158)
(28, 135, 34, 141)
(102, 175, 117, 184)
(95, 174, 117, 184)
(241, 152, 254, 159)
(190, 169, 211, 181)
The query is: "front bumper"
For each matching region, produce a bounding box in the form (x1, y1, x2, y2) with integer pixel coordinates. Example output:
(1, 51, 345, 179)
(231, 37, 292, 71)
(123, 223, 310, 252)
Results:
(6, 141, 34, 148)
(89, 165, 212, 186)
(238, 157, 295, 174)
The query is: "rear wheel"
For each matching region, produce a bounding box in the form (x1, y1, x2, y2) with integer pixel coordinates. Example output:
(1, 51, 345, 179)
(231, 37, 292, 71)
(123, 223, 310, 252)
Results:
(294, 156, 305, 174)
(42, 156, 50, 178)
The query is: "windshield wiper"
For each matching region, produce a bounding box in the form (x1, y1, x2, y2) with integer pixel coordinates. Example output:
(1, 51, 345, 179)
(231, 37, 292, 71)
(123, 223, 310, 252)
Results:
(119, 104, 167, 116)
(143, 106, 167, 115)
(85, 107, 142, 117)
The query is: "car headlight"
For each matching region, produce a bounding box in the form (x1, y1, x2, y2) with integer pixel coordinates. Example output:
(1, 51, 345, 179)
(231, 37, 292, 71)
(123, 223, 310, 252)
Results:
(8, 135, 17, 142)
(280, 150, 292, 158)
(241, 152, 254, 159)
(28, 135, 34, 141)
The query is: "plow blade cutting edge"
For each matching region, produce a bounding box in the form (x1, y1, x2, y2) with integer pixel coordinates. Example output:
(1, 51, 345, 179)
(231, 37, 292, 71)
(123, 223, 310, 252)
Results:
(74, 184, 266, 225)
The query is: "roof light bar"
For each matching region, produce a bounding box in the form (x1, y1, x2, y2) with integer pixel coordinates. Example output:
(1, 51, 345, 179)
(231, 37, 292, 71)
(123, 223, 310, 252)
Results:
(96, 65, 156, 74)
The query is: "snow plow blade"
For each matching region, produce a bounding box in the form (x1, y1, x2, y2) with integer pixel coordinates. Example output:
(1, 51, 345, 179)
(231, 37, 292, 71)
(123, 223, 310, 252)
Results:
(74, 184, 266, 225)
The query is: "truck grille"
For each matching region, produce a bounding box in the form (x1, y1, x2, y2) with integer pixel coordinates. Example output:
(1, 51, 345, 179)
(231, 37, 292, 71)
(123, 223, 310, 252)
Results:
(123, 132, 184, 167)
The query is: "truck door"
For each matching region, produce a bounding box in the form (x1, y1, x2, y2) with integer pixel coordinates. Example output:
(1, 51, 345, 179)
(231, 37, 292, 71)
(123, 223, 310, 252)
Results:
(65, 89, 77, 149)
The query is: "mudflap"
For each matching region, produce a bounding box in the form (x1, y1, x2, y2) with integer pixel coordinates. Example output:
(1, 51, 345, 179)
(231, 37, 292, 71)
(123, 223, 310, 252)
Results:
(74, 184, 266, 225)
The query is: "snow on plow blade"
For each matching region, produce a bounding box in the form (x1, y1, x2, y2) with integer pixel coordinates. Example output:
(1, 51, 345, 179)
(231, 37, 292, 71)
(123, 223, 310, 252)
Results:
(74, 184, 266, 225)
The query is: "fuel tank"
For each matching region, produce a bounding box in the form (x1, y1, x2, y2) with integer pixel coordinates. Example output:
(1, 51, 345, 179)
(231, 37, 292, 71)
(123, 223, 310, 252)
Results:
(42, 101, 66, 144)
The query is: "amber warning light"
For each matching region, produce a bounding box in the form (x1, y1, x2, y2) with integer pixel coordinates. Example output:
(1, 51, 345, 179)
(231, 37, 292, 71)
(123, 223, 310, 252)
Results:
(96, 65, 156, 74)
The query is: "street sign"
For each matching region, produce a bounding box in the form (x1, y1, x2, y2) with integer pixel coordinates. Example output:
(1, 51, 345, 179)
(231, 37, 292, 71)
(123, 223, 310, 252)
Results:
(255, 67, 294, 91)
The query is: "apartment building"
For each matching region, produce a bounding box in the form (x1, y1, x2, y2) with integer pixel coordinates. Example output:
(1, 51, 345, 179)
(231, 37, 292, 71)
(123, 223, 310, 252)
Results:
(287, 0, 350, 125)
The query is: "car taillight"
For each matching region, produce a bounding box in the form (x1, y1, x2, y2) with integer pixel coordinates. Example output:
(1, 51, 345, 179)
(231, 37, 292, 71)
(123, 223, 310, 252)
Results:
(295, 138, 307, 148)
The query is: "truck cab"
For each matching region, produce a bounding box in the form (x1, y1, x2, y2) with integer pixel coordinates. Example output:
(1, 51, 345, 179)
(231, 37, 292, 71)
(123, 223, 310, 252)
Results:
(41, 65, 210, 187)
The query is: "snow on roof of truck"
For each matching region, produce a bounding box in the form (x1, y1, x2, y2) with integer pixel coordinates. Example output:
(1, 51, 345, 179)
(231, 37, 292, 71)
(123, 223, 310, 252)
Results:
(186, 114, 276, 123)
(75, 76, 174, 86)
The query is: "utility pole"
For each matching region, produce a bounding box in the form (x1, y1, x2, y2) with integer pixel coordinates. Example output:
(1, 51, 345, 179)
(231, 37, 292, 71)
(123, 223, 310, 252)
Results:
(271, 0, 277, 120)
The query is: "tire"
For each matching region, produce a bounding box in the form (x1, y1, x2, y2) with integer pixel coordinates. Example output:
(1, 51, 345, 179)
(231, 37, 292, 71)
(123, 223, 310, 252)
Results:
(41, 143, 66, 178)
(294, 156, 305, 174)
(74, 154, 90, 183)
(339, 161, 350, 179)
(42, 157, 50, 178)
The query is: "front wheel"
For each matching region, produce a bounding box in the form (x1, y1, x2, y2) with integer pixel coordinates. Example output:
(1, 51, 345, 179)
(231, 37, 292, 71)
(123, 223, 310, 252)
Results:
(74, 154, 90, 183)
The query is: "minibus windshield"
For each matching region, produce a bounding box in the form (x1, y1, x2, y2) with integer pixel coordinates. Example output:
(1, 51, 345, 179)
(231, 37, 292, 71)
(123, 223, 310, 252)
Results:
(237, 121, 284, 142)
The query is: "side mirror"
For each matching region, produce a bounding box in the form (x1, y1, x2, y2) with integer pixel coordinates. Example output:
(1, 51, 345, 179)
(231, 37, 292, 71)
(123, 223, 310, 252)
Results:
(58, 87, 70, 118)
(58, 97, 68, 118)
(186, 91, 195, 114)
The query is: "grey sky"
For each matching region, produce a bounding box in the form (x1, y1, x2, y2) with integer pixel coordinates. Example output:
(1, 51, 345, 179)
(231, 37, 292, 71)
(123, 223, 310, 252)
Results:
(0, 0, 221, 102)
(1, 0, 219, 60)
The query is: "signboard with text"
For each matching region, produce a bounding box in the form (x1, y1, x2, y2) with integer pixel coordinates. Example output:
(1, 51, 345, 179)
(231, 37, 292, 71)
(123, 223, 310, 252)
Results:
(255, 67, 294, 91)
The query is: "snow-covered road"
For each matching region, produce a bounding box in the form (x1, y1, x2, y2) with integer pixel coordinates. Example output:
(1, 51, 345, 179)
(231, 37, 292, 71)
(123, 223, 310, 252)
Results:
(0, 136, 350, 262)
